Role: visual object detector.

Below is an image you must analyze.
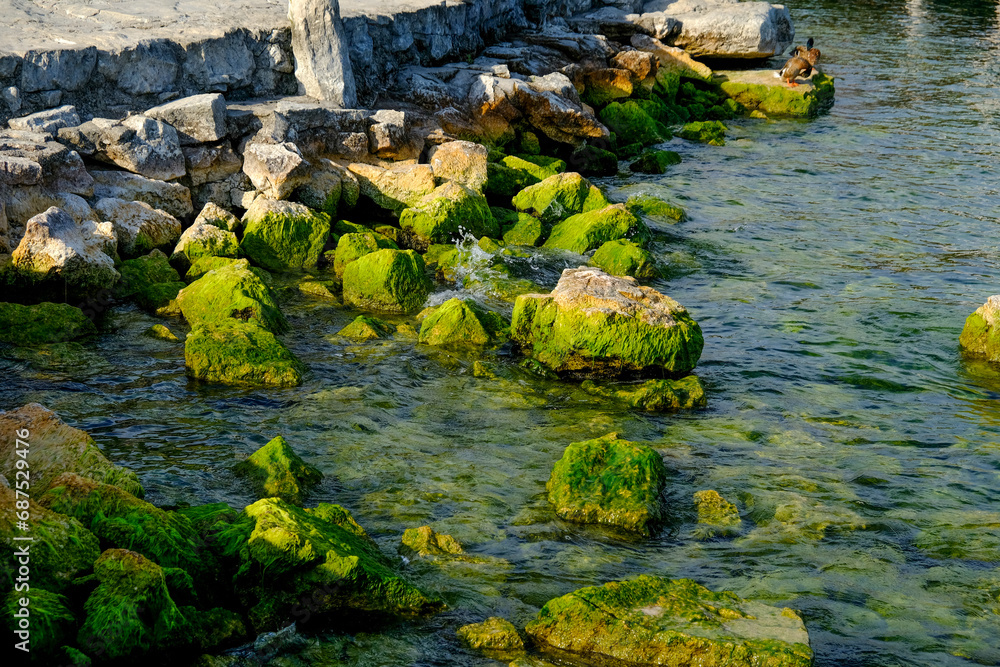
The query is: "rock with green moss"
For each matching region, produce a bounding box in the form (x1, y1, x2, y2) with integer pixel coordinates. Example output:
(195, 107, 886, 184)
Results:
(240, 199, 330, 272)
(235, 435, 322, 505)
(297, 279, 338, 300)
(0, 484, 100, 591)
(216, 497, 442, 631)
(499, 210, 546, 246)
(507, 155, 566, 180)
(418, 298, 508, 349)
(626, 194, 687, 223)
(400, 525, 465, 558)
(960, 295, 1000, 363)
(144, 324, 180, 342)
(598, 101, 670, 146)
(582, 67, 633, 108)
(170, 221, 239, 271)
(590, 239, 658, 279)
(333, 232, 397, 278)
(117, 250, 186, 312)
(0, 403, 145, 498)
(342, 249, 428, 314)
(676, 120, 727, 146)
(525, 576, 813, 666)
(694, 489, 742, 535)
(0, 302, 96, 346)
(630, 150, 682, 174)
(457, 617, 524, 655)
(4, 587, 76, 657)
(184, 321, 304, 387)
(177, 259, 287, 334)
(568, 144, 619, 177)
(719, 70, 835, 118)
(546, 433, 666, 535)
(185, 256, 237, 282)
(582, 376, 707, 411)
(511, 267, 703, 377)
(399, 182, 499, 251)
(544, 204, 650, 255)
(512, 173, 610, 224)
(338, 315, 394, 341)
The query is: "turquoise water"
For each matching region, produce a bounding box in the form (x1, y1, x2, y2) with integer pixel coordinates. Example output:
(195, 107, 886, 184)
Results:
(4, 0, 1000, 665)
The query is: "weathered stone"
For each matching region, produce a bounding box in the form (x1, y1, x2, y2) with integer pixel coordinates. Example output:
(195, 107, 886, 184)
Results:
(428, 140, 489, 192)
(643, 0, 794, 59)
(512, 172, 610, 224)
(144, 93, 227, 145)
(242, 141, 311, 200)
(718, 69, 835, 118)
(0, 129, 93, 193)
(457, 617, 524, 655)
(349, 162, 436, 212)
(91, 170, 194, 219)
(631, 34, 712, 79)
(367, 109, 418, 160)
(170, 220, 239, 271)
(333, 231, 396, 278)
(399, 181, 498, 251)
(289, 0, 358, 107)
(293, 158, 342, 215)
(176, 259, 287, 334)
(582, 68, 634, 108)
(513, 75, 608, 144)
(94, 197, 183, 257)
(192, 201, 241, 233)
(418, 298, 508, 349)
(0, 302, 96, 347)
(91, 116, 186, 181)
(235, 435, 322, 505)
(3, 188, 96, 228)
(240, 198, 330, 271)
(182, 141, 243, 187)
(186, 320, 304, 387)
(8, 105, 80, 136)
(960, 295, 1000, 363)
(21, 47, 97, 92)
(610, 49, 658, 81)
(598, 100, 670, 146)
(342, 248, 428, 314)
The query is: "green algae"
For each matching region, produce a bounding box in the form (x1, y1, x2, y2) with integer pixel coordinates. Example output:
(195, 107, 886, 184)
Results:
(234, 435, 322, 505)
(184, 320, 304, 387)
(626, 194, 688, 223)
(512, 173, 610, 224)
(0, 302, 96, 346)
(581, 375, 707, 411)
(342, 249, 429, 314)
(400, 525, 465, 557)
(499, 210, 545, 246)
(544, 204, 651, 255)
(590, 239, 659, 279)
(719, 71, 835, 118)
(185, 256, 237, 283)
(418, 298, 508, 349)
(677, 120, 728, 146)
(240, 204, 330, 272)
(4, 587, 76, 657)
(694, 489, 743, 537)
(117, 251, 186, 312)
(546, 433, 667, 535)
(177, 259, 288, 334)
(333, 232, 397, 278)
(399, 182, 498, 250)
(339, 315, 394, 341)
(959, 300, 1000, 363)
(457, 616, 524, 655)
(630, 150, 682, 175)
(598, 101, 670, 146)
(143, 323, 180, 342)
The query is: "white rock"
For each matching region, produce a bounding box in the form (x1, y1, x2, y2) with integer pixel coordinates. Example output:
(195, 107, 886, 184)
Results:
(8, 105, 81, 136)
(93, 197, 182, 257)
(288, 0, 358, 107)
(91, 170, 193, 219)
(144, 94, 227, 145)
(643, 0, 794, 59)
(94, 115, 186, 181)
(242, 142, 311, 200)
(428, 141, 489, 192)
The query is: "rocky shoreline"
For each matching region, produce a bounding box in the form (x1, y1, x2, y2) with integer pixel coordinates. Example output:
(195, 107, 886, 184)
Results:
(1, 0, 835, 665)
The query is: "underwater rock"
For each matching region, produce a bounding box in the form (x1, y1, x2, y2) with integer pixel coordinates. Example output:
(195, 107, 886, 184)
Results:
(176, 259, 287, 334)
(598, 101, 670, 146)
(338, 315, 394, 341)
(718, 70, 835, 118)
(429, 140, 490, 192)
(342, 248, 429, 314)
(3, 587, 76, 658)
(0, 301, 96, 346)
(512, 172, 610, 224)
(217, 497, 442, 631)
(581, 376, 706, 411)
(94, 197, 182, 257)
(959, 295, 1000, 363)
(418, 298, 508, 349)
(676, 120, 727, 146)
(297, 278, 339, 300)
(170, 219, 239, 272)
(399, 181, 499, 251)
(240, 198, 330, 272)
(117, 250, 186, 312)
(144, 323, 180, 342)
(457, 616, 524, 655)
(626, 194, 687, 224)
(544, 204, 650, 255)
(184, 320, 304, 387)
(546, 433, 667, 535)
(525, 575, 812, 666)
(590, 239, 658, 279)
(235, 435, 322, 505)
(400, 525, 465, 558)
(694, 489, 742, 534)
(0, 403, 144, 497)
(511, 267, 704, 377)
(333, 231, 397, 278)
(629, 149, 682, 175)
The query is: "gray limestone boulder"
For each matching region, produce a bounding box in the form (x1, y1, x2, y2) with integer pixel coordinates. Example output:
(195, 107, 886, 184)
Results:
(289, 0, 358, 107)
(144, 93, 227, 145)
(8, 106, 81, 136)
(90, 170, 194, 220)
(182, 142, 243, 187)
(0, 129, 93, 194)
(644, 0, 794, 59)
(93, 197, 183, 257)
(242, 141, 312, 201)
(66, 116, 186, 181)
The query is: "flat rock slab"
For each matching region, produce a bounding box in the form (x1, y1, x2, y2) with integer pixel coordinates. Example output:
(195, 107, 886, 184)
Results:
(716, 69, 835, 117)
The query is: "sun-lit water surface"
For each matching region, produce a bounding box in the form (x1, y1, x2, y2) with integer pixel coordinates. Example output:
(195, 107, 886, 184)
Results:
(3, 1, 1000, 665)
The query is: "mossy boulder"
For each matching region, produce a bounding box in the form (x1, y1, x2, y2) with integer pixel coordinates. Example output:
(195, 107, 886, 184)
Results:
(0, 403, 145, 498)
(399, 525, 464, 558)
(418, 298, 508, 349)
(4, 587, 76, 658)
(719, 70, 835, 118)
(582, 68, 634, 108)
(960, 295, 1000, 362)
(694, 489, 742, 535)
(568, 144, 619, 177)
(216, 497, 442, 631)
(629, 149, 682, 174)
(184, 320, 304, 387)
(544, 204, 651, 255)
(525, 576, 813, 666)
(176, 259, 287, 334)
(338, 315, 394, 341)
(676, 120, 727, 146)
(582, 376, 707, 411)
(546, 433, 666, 535)
(170, 222, 239, 272)
(626, 194, 687, 223)
(590, 239, 659, 279)
(399, 182, 499, 251)
(511, 267, 703, 377)
(240, 199, 331, 272)
(512, 173, 610, 224)
(235, 435, 322, 505)
(598, 101, 670, 146)
(485, 155, 566, 199)
(185, 256, 237, 282)
(117, 250, 186, 312)
(342, 249, 429, 314)
(0, 302, 96, 346)
(500, 210, 546, 246)
(333, 232, 397, 278)
(144, 324, 180, 342)
(457, 617, 524, 655)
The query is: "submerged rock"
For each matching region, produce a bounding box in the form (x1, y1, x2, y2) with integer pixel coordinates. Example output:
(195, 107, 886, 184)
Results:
(512, 172, 610, 224)
(400, 525, 465, 558)
(629, 149, 682, 175)
(544, 203, 650, 255)
(718, 70, 835, 118)
(176, 259, 287, 334)
(184, 321, 304, 387)
(117, 250, 186, 312)
(240, 199, 330, 272)
(959, 295, 1000, 363)
(581, 376, 706, 411)
(676, 120, 727, 146)
(525, 575, 812, 666)
(457, 616, 524, 655)
(547, 433, 667, 535)
(694, 489, 742, 535)
(235, 435, 322, 505)
(418, 298, 508, 349)
(511, 267, 703, 377)
(342, 248, 428, 314)
(626, 194, 687, 224)
(590, 239, 658, 279)
(144, 323, 180, 342)
(338, 315, 394, 341)
(399, 181, 498, 250)
(0, 302, 96, 346)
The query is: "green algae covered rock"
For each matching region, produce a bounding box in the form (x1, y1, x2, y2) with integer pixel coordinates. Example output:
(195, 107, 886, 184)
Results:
(512, 173, 610, 225)
(170, 221, 239, 271)
(0, 403, 145, 498)
(216, 497, 442, 631)
(960, 295, 1000, 362)
(676, 120, 727, 146)
(418, 298, 508, 349)
(240, 199, 331, 272)
(333, 231, 397, 278)
(185, 255, 237, 282)
(581, 376, 707, 412)
(568, 144, 619, 177)
(719, 70, 835, 118)
(525, 575, 813, 667)
(546, 433, 666, 535)
(4, 587, 76, 657)
(457, 617, 524, 654)
(117, 250, 186, 312)
(0, 302, 96, 346)
(544, 204, 651, 255)
(342, 248, 429, 314)
(630, 150, 682, 175)
(235, 435, 322, 505)
(144, 324, 180, 342)
(598, 101, 670, 146)
(511, 267, 703, 377)
(590, 239, 658, 279)
(184, 320, 304, 387)
(400, 525, 465, 558)
(177, 259, 287, 334)
(495, 208, 545, 246)
(399, 182, 499, 251)
(338, 315, 394, 341)
(626, 194, 688, 224)
(508, 155, 566, 180)
(694, 489, 742, 536)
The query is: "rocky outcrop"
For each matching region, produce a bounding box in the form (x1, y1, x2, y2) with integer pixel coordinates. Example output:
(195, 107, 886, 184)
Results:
(289, 0, 358, 107)
(64, 116, 186, 181)
(93, 197, 182, 257)
(176, 259, 287, 334)
(235, 435, 322, 505)
(640, 0, 794, 59)
(960, 295, 1000, 363)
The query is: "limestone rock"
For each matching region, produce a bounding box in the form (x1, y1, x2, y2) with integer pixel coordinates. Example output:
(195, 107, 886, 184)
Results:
(511, 267, 704, 377)
(235, 435, 322, 505)
(193, 201, 241, 232)
(342, 248, 428, 314)
(293, 158, 342, 215)
(94, 197, 182, 257)
(8, 105, 80, 136)
(115, 251, 186, 312)
(182, 141, 243, 187)
(610, 49, 658, 81)
(590, 238, 658, 278)
(2, 187, 96, 228)
(644, 0, 794, 59)
(631, 34, 712, 79)
(91, 170, 193, 219)
(349, 162, 436, 213)
(144, 94, 227, 145)
(185, 321, 304, 387)
(242, 142, 311, 200)
(367, 109, 419, 160)
(289, 0, 358, 107)
(333, 231, 396, 278)
(176, 259, 287, 334)
(0, 129, 93, 194)
(170, 221, 239, 271)
(960, 295, 1000, 363)
(240, 198, 330, 271)
(545, 204, 650, 255)
(581, 68, 634, 108)
(428, 140, 489, 192)
(89, 116, 186, 181)
(718, 69, 836, 118)
(513, 75, 608, 144)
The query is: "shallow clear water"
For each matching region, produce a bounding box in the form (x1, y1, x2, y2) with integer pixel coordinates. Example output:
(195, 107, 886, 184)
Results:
(4, 1, 1000, 665)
